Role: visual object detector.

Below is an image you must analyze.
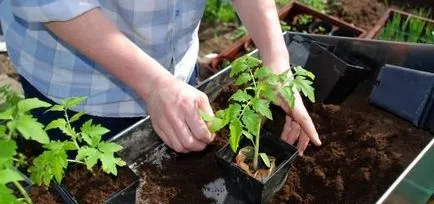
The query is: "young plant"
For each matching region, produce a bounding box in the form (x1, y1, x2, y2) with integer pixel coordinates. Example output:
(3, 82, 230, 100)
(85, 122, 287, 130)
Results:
(0, 85, 52, 203)
(297, 15, 313, 26)
(407, 16, 426, 43)
(201, 56, 315, 173)
(299, 0, 329, 13)
(231, 21, 292, 41)
(29, 97, 126, 186)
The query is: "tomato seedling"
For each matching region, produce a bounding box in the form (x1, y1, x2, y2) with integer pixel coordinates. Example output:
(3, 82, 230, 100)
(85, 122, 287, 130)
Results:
(201, 55, 315, 173)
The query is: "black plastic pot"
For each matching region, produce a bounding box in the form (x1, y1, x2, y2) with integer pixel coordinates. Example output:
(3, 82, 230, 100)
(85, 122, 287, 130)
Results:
(370, 64, 434, 131)
(295, 36, 371, 104)
(53, 165, 139, 204)
(215, 131, 298, 203)
(8, 169, 33, 193)
(308, 21, 333, 35)
(331, 28, 357, 37)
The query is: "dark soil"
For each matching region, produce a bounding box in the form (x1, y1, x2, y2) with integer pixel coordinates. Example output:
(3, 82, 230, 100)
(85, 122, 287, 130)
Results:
(329, 0, 433, 31)
(30, 186, 63, 204)
(136, 79, 431, 203)
(137, 134, 228, 204)
(63, 165, 136, 204)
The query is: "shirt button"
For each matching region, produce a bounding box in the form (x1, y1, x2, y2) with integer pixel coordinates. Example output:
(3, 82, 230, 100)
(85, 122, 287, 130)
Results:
(175, 10, 180, 17)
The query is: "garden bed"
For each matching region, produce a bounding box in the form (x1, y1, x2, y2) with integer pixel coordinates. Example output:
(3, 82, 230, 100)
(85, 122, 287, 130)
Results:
(132, 77, 431, 203)
(208, 1, 367, 72)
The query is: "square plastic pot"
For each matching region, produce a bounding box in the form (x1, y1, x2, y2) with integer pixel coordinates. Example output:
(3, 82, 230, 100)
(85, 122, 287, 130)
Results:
(215, 131, 298, 203)
(52, 165, 139, 204)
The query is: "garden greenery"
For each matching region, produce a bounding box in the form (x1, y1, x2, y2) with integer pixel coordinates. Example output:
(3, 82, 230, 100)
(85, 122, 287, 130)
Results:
(0, 86, 125, 203)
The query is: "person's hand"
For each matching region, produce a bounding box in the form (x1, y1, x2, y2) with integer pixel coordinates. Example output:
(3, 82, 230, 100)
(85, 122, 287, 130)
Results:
(266, 58, 322, 156)
(279, 92, 322, 156)
(146, 76, 215, 153)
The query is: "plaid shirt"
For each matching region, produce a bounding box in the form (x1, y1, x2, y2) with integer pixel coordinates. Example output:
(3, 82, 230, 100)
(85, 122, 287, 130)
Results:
(0, 0, 205, 117)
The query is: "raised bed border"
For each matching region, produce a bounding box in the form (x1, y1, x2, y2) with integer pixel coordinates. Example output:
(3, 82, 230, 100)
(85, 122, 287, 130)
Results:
(208, 0, 367, 72)
(365, 8, 434, 40)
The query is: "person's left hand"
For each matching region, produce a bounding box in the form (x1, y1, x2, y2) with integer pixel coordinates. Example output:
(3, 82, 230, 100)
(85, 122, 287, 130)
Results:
(266, 59, 322, 156)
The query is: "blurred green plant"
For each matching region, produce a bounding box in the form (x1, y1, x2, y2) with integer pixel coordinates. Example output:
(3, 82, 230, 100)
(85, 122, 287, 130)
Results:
(298, 0, 329, 13)
(297, 14, 313, 26)
(203, 0, 238, 24)
(378, 9, 433, 44)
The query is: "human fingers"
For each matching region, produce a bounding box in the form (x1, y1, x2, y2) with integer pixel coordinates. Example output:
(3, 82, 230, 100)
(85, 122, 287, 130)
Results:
(297, 131, 310, 156)
(187, 93, 214, 143)
(292, 96, 321, 146)
(169, 114, 207, 152)
(153, 120, 188, 153)
(280, 115, 293, 142)
(287, 121, 301, 145)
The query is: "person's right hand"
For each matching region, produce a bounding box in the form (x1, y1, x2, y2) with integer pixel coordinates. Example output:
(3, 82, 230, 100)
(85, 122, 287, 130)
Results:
(146, 76, 215, 153)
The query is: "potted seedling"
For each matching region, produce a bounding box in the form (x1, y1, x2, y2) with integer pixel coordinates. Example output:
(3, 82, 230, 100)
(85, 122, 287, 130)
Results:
(28, 97, 139, 204)
(294, 14, 313, 31)
(0, 85, 54, 203)
(200, 55, 315, 203)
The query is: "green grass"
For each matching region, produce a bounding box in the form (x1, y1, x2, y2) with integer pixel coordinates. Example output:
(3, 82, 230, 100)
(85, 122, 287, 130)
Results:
(378, 8, 433, 44)
(203, 0, 238, 24)
(298, 0, 329, 13)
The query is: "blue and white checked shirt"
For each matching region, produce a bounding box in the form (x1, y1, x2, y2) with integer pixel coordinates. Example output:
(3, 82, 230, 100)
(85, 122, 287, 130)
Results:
(0, 0, 205, 117)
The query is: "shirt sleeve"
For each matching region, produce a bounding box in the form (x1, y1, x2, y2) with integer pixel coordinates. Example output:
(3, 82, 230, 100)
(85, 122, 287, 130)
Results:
(11, 0, 100, 23)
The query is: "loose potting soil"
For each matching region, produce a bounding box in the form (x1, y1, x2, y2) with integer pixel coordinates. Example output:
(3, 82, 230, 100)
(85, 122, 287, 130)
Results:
(63, 165, 136, 204)
(30, 186, 63, 204)
(136, 80, 431, 203)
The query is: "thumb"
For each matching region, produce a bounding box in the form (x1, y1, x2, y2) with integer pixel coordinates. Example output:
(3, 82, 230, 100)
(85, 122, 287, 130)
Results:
(196, 94, 214, 117)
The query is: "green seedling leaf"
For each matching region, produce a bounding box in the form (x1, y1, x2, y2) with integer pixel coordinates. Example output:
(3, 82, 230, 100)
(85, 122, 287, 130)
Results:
(0, 184, 17, 204)
(252, 98, 272, 120)
(70, 112, 85, 123)
(76, 147, 99, 170)
(16, 115, 50, 144)
(45, 118, 67, 131)
(279, 86, 295, 109)
(294, 76, 315, 102)
(242, 130, 255, 146)
(258, 82, 278, 103)
(294, 66, 315, 80)
(230, 90, 251, 102)
(81, 120, 110, 146)
(199, 110, 214, 122)
(242, 108, 261, 137)
(17, 98, 51, 113)
(0, 169, 23, 184)
(98, 142, 123, 154)
(99, 153, 126, 176)
(44, 141, 76, 151)
(0, 108, 13, 120)
(46, 104, 64, 112)
(254, 67, 272, 79)
(244, 56, 262, 68)
(230, 58, 249, 77)
(215, 110, 226, 119)
(209, 117, 225, 133)
(30, 149, 68, 185)
(227, 104, 242, 123)
(229, 120, 242, 152)
(259, 153, 271, 168)
(235, 73, 251, 85)
(62, 97, 86, 109)
(266, 75, 279, 86)
(0, 125, 6, 136)
(0, 140, 16, 159)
